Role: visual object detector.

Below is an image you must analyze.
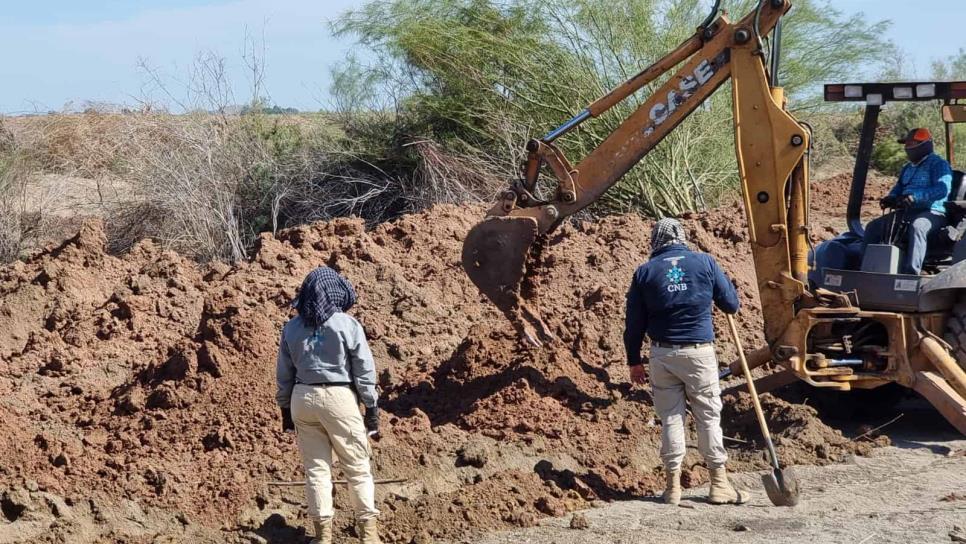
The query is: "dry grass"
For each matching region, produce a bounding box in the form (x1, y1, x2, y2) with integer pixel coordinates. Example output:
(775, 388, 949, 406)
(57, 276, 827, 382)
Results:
(408, 139, 511, 206)
(0, 171, 23, 262)
(2, 112, 320, 261)
(0, 111, 508, 263)
(10, 114, 130, 179)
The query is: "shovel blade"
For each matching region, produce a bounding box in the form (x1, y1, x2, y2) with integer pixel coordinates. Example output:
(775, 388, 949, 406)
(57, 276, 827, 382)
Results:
(762, 467, 800, 507)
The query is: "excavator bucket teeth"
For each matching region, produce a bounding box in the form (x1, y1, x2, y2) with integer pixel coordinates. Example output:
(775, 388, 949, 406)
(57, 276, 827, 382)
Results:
(462, 216, 552, 346)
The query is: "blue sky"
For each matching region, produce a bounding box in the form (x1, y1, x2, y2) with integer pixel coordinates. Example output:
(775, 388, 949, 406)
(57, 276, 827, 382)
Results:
(1, 0, 963, 114)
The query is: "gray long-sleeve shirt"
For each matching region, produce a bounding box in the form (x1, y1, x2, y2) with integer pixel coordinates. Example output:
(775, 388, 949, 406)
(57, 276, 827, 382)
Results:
(275, 313, 378, 409)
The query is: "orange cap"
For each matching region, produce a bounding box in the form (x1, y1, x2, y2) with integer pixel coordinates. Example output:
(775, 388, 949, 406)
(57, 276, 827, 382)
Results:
(897, 128, 932, 147)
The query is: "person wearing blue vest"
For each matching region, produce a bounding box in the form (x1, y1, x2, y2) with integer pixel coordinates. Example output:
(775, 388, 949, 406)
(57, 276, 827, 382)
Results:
(624, 218, 748, 506)
(863, 128, 953, 275)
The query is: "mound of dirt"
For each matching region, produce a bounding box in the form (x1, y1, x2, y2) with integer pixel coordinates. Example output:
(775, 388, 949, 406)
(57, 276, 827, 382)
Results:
(0, 201, 877, 543)
(808, 171, 896, 238)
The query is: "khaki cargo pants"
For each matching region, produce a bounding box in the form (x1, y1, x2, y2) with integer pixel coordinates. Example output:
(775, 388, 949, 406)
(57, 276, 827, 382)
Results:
(649, 344, 728, 471)
(291, 384, 380, 522)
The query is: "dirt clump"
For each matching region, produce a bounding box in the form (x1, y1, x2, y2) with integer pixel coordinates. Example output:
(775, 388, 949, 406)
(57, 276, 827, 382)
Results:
(569, 512, 590, 529)
(721, 392, 886, 465)
(0, 200, 876, 543)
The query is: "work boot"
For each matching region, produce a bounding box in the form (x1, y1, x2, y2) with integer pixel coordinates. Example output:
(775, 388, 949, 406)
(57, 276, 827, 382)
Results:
(662, 468, 682, 505)
(708, 467, 748, 505)
(311, 519, 332, 544)
(358, 518, 382, 544)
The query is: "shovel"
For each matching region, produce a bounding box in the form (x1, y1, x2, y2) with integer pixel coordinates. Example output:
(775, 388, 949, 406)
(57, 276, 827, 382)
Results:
(725, 313, 801, 507)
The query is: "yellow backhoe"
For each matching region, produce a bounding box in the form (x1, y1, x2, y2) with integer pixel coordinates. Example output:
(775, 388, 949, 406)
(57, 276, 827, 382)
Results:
(460, 0, 966, 434)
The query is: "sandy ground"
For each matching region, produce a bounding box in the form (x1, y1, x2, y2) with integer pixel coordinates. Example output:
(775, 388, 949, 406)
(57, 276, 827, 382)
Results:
(477, 413, 966, 544)
(22, 173, 130, 218)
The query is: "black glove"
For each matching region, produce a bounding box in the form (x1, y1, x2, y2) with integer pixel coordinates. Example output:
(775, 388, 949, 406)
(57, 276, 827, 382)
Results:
(364, 406, 379, 434)
(281, 407, 294, 432)
(880, 195, 897, 209)
(898, 194, 915, 208)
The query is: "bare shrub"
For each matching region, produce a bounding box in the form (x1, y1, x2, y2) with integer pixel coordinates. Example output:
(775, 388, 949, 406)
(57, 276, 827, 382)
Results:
(0, 125, 28, 261)
(279, 158, 408, 227)
(100, 112, 315, 261)
(0, 118, 13, 154)
(0, 152, 94, 263)
(6, 104, 414, 263)
(0, 130, 66, 262)
(407, 140, 509, 206)
(14, 112, 130, 179)
(0, 171, 23, 262)
(92, 44, 386, 261)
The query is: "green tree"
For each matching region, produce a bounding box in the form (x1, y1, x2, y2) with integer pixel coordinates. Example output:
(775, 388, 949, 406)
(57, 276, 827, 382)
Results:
(932, 48, 966, 81)
(332, 0, 892, 217)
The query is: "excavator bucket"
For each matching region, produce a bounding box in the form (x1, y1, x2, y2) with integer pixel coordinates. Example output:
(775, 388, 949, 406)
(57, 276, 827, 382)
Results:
(461, 216, 553, 346)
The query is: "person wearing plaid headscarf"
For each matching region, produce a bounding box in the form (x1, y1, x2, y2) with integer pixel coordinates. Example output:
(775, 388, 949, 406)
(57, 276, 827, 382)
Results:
(293, 266, 358, 328)
(624, 218, 747, 507)
(650, 217, 690, 252)
(276, 266, 382, 544)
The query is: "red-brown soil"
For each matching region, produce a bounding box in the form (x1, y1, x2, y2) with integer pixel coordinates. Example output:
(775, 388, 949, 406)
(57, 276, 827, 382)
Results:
(0, 173, 886, 543)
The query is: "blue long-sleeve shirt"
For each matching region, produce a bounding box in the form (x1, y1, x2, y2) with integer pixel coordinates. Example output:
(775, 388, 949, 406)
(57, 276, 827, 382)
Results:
(623, 244, 739, 366)
(887, 153, 952, 214)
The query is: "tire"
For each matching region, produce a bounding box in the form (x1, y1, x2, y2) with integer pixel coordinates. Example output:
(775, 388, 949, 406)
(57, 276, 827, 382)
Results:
(944, 300, 966, 372)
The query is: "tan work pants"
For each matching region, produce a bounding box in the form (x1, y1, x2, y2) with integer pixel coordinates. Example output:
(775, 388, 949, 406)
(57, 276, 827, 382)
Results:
(291, 384, 380, 522)
(649, 344, 728, 471)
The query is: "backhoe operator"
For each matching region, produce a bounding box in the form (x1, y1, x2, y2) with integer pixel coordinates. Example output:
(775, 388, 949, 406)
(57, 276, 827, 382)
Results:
(863, 128, 952, 275)
(624, 218, 747, 506)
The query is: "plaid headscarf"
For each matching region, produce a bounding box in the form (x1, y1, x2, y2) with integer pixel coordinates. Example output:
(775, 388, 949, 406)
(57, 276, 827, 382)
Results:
(650, 218, 688, 253)
(293, 266, 357, 328)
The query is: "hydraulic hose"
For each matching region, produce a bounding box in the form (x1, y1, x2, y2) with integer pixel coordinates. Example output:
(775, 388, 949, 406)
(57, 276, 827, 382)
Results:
(770, 19, 783, 87)
(700, 0, 723, 33)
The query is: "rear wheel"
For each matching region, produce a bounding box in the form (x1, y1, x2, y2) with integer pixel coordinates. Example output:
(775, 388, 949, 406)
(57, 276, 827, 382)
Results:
(944, 300, 966, 372)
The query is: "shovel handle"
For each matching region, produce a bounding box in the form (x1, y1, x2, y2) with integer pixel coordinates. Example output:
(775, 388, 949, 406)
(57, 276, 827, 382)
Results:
(725, 313, 781, 471)
(268, 478, 409, 487)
